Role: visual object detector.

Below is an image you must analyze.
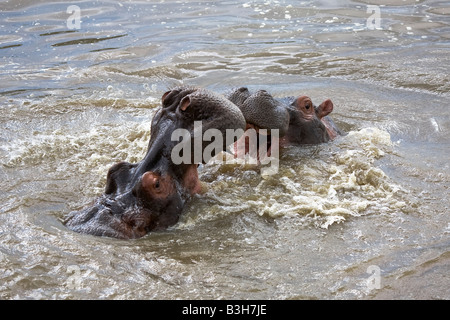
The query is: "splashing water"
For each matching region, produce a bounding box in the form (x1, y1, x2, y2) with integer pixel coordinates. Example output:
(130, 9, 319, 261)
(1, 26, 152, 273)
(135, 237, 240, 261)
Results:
(179, 127, 409, 230)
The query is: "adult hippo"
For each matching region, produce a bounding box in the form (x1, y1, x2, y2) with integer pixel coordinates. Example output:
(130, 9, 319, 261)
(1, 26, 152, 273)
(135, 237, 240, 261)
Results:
(65, 87, 246, 239)
(226, 87, 343, 152)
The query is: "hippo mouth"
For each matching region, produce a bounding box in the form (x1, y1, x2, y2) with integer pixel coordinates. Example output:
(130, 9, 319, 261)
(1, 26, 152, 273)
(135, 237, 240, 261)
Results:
(65, 189, 185, 239)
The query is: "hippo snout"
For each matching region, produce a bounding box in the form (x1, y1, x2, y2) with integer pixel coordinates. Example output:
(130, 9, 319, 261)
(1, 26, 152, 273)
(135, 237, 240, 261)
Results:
(66, 170, 186, 239)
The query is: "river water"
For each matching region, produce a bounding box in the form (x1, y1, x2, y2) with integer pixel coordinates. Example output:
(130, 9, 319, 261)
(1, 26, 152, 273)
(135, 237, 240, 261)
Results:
(0, 0, 449, 300)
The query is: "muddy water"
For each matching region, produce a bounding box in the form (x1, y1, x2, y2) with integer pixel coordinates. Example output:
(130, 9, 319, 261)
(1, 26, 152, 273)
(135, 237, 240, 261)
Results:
(0, 0, 449, 299)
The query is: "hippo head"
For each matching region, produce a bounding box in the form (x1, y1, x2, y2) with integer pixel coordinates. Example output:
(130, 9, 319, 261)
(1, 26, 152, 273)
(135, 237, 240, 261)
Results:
(227, 87, 290, 136)
(65, 87, 246, 239)
(284, 95, 334, 145)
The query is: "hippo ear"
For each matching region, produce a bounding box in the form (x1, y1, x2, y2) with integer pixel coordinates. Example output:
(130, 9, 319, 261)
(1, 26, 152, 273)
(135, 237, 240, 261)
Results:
(180, 96, 191, 111)
(161, 90, 172, 106)
(226, 87, 251, 107)
(177, 89, 247, 134)
(161, 87, 197, 110)
(316, 99, 333, 119)
(105, 161, 137, 195)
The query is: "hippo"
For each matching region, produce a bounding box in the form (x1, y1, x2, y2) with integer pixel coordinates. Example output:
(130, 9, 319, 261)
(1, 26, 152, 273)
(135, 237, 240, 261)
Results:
(226, 87, 343, 157)
(65, 87, 246, 239)
(227, 87, 290, 137)
(281, 95, 344, 145)
(227, 87, 289, 159)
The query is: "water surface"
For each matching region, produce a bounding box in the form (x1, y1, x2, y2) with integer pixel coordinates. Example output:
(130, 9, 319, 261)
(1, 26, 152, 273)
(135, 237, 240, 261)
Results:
(0, 0, 449, 299)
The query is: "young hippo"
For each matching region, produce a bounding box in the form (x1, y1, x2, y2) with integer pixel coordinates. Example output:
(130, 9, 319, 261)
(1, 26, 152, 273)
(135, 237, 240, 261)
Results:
(281, 95, 342, 145)
(226, 87, 342, 156)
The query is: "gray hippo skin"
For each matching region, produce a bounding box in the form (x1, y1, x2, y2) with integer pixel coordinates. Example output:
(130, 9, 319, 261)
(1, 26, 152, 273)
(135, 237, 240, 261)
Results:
(283, 95, 339, 145)
(227, 87, 290, 136)
(65, 87, 246, 239)
(227, 87, 342, 146)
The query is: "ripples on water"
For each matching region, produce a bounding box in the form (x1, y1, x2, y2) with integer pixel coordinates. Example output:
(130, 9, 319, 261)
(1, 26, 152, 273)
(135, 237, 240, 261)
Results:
(0, 0, 449, 299)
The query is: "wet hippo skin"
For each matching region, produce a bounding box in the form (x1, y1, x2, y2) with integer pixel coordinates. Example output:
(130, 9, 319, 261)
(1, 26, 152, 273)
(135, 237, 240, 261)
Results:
(227, 87, 290, 137)
(282, 95, 342, 145)
(226, 87, 343, 154)
(65, 87, 246, 239)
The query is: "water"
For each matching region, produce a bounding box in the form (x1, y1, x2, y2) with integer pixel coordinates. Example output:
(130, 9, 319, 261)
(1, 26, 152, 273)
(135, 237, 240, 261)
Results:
(0, 0, 449, 299)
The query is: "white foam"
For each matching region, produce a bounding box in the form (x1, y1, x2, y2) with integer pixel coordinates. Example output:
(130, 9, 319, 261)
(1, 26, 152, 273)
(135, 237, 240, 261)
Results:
(186, 127, 407, 229)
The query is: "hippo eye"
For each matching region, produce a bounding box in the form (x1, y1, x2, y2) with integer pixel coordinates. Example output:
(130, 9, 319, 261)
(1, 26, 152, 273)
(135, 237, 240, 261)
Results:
(154, 180, 160, 189)
(305, 104, 310, 109)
